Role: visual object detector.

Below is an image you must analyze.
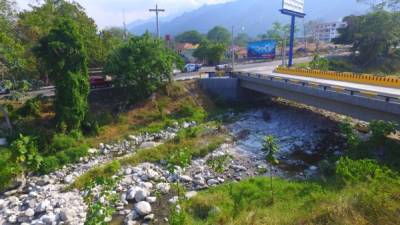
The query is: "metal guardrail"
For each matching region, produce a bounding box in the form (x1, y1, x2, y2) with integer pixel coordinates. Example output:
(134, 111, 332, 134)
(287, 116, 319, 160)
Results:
(275, 67, 400, 89)
(234, 72, 400, 105)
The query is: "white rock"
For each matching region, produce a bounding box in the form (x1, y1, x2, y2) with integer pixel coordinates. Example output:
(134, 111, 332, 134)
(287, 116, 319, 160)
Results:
(185, 191, 198, 199)
(64, 175, 74, 184)
(140, 142, 157, 149)
(146, 196, 157, 203)
(25, 208, 35, 217)
(168, 196, 179, 204)
(60, 208, 74, 221)
(156, 183, 170, 193)
(179, 175, 193, 182)
(35, 199, 50, 213)
(125, 168, 133, 175)
(126, 187, 140, 200)
(40, 213, 57, 224)
(8, 215, 17, 223)
(207, 179, 219, 186)
(135, 188, 149, 202)
(88, 148, 98, 154)
(139, 182, 153, 190)
(0, 199, 5, 209)
(231, 165, 247, 171)
(134, 201, 152, 216)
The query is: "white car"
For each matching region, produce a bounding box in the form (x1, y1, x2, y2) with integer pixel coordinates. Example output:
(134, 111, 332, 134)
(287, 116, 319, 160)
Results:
(0, 86, 10, 95)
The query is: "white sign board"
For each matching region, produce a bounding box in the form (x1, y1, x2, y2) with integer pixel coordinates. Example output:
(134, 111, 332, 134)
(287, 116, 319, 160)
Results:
(282, 0, 304, 14)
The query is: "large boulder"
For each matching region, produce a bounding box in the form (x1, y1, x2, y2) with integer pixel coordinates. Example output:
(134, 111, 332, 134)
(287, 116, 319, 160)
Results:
(134, 201, 152, 216)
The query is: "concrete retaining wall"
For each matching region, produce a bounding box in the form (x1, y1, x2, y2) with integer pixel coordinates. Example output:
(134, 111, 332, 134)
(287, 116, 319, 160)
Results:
(198, 77, 240, 101)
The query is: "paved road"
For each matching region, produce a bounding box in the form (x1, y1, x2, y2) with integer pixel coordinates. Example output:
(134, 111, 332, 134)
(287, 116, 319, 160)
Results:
(174, 56, 313, 81)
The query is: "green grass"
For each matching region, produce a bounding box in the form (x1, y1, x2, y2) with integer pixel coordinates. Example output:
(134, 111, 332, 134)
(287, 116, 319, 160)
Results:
(71, 125, 228, 190)
(179, 175, 400, 225)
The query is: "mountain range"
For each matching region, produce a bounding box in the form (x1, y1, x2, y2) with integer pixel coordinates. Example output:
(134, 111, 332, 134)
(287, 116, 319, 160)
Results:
(128, 0, 370, 37)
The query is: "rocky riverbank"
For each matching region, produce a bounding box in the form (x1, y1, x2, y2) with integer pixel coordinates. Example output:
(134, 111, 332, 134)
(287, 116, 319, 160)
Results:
(0, 106, 346, 225)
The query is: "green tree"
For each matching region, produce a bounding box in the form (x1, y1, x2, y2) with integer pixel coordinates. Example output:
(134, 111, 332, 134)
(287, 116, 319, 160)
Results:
(98, 27, 127, 65)
(262, 135, 280, 204)
(193, 40, 227, 65)
(234, 33, 250, 47)
(18, 0, 101, 78)
(35, 19, 89, 131)
(175, 30, 204, 44)
(105, 33, 183, 99)
(334, 11, 400, 69)
(0, 0, 26, 81)
(207, 26, 231, 44)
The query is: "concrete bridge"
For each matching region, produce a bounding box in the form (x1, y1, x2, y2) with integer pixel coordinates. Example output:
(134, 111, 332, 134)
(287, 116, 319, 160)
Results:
(199, 71, 400, 124)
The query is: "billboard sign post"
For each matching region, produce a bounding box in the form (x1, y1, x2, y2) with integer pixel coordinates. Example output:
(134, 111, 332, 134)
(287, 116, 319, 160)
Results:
(280, 0, 305, 67)
(247, 40, 277, 60)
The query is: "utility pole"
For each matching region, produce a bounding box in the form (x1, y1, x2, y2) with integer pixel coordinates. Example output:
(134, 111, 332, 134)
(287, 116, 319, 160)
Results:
(231, 26, 235, 71)
(149, 4, 165, 39)
(123, 10, 128, 40)
(282, 33, 287, 66)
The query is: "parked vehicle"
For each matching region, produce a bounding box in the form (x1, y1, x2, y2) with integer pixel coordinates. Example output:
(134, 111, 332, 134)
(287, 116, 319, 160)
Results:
(184, 64, 202, 73)
(215, 64, 233, 72)
(0, 86, 10, 95)
(90, 76, 112, 89)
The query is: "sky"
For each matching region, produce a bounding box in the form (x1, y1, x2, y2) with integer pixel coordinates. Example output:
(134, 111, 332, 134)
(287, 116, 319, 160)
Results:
(16, 0, 234, 29)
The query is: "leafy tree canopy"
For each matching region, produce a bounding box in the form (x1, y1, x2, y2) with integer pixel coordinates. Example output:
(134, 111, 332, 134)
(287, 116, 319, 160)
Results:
(18, 0, 101, 70)
(234, 33, 251, 47)
(105, 33, 183, 99)
(175, 30, 204, 44)
(334, 10, 400, 68)
(0, 0, 26, 79)
(207, 26, 231, 44)
(193, 40, 227, 65)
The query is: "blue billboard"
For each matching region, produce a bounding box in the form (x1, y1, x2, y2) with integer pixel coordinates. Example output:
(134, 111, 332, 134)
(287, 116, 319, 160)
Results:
(247, 40, 277, 60)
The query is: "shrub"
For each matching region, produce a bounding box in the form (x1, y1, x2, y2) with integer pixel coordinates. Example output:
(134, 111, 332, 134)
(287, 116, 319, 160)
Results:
(16, 97, 41, 117)
(176, 104, 207, 122)
(339, 120, 360, 150)
(49, 134, 77, 152)
(206, 154, 233, 173)
(39, 156, 60, 174)
(369, 120, 397, 142)
(64, 145, 89, 162)
(81, 116, 100, 136)
(166, 148, 192, 173)
(10, 134, 43, 172)
(336, 157, 397, 185)
(309, 55, 330, 71)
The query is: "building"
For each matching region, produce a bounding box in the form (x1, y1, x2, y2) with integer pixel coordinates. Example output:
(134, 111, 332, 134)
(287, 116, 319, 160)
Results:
(314, 21, 347, 42)
(176, 43, 199, 63)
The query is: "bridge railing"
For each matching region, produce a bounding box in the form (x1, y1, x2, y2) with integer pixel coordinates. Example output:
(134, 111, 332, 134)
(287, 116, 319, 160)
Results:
(274, 67, 400, 89)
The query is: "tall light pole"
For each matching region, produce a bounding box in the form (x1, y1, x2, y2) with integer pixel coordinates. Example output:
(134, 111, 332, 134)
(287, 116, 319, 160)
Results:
(231, 26, 235, 71)
(149, 4, 165, 38)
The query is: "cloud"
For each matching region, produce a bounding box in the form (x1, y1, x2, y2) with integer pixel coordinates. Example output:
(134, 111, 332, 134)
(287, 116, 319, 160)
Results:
(15, 0, 235, 28)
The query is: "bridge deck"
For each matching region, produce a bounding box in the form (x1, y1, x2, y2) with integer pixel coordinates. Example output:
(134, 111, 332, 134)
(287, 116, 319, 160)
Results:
(238, 67, 400, 98)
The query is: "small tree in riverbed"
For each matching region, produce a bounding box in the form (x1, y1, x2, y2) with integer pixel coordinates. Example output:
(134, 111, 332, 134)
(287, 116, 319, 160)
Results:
(262, 135, 280, 204)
